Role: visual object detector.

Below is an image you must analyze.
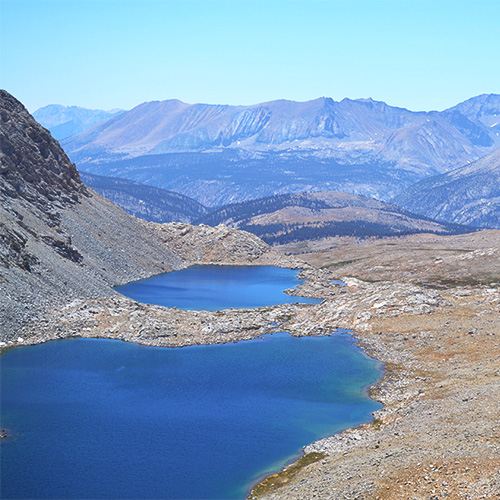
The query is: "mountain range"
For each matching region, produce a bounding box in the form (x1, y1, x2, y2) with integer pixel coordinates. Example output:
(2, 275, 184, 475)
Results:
(33, 104, 124, 140)
(55, 94, 500, 205)
(394, 146, 500, 229)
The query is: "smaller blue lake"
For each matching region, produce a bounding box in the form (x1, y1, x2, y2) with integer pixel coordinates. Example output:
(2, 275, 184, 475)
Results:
(115, 265, 322, 310)
(1, 334, 382, 500)
(332, 279, 347, 286)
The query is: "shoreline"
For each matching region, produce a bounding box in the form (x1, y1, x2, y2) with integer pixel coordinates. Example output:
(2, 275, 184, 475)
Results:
(246, 338, 386, 499)
(1, 323, 387, 500)
(2, 266, 499, 498)
(248, 275, 500, 498)
(0, 272, 393, 499)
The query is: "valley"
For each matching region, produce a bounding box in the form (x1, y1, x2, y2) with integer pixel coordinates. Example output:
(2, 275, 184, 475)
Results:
(1, 89, 500, 499)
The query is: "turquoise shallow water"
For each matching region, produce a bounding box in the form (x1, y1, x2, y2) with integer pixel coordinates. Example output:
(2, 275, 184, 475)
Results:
(0, 334, 382, 500)
(115, 265, 322, 310)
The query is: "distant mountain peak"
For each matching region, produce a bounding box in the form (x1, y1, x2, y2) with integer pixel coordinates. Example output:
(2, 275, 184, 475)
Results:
(33, 104, 125, 140)
(450, 93, 500, 106)
(36, 103, 125, 113)
(445, 94, 500, 129)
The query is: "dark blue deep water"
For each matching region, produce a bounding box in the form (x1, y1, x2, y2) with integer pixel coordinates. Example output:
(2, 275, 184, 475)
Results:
(115, 265, 322, 310)
(0, 334, 382, 500)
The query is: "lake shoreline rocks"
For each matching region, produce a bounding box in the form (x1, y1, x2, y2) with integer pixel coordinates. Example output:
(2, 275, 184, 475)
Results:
(251, 244, 500, 499)
(2, 257, 499, 498)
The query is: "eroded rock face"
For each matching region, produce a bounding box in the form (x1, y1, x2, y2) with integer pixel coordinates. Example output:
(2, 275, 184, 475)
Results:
(0, 90, 88, 207)
(0, 90, 89, 274)
(0, 225, 39, 270)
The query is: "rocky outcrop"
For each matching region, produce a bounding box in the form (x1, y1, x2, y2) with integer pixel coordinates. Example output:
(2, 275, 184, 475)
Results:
(0, 90, 87, 207)
(148, 222, 296, 266)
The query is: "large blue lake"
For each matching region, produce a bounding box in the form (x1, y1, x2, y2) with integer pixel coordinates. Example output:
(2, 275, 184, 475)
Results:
(0, 334, 382, 500)
(114, 265, 322, 310)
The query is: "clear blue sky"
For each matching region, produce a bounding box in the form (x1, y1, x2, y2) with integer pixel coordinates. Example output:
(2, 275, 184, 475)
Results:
(1, 0, 499, 112)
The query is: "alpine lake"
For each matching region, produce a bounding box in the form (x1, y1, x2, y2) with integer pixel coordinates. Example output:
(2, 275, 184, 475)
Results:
(1, 265, 382, 499)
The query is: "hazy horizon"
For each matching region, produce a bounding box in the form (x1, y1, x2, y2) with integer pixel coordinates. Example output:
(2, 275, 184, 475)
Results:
(2, 0, 499, 113)
(30, 91, 500, 116)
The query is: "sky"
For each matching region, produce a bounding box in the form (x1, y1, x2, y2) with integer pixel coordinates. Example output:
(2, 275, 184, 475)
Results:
(1, 0, 499, 113)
